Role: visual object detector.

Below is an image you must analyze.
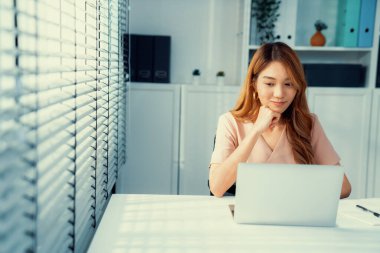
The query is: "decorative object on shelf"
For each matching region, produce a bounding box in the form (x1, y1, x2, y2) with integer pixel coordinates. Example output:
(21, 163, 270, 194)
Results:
(251, 0, 281, 45)
(192, 69, 201, 85)
(310, 20, 328, 46)
(216, 71, 225, 86)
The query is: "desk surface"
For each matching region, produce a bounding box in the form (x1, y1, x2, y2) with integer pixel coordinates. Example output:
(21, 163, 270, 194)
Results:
(88, 194, 380, 253)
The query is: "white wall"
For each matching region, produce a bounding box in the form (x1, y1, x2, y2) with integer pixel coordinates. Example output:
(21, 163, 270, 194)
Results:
(129, 0, 243, 85)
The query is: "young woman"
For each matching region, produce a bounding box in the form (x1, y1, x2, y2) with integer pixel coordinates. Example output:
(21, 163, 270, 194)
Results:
(209, 42, 351, 198)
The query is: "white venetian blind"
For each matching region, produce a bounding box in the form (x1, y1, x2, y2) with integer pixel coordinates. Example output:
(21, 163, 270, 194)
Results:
(0, 1, 36, 252)
(0, 0, 128, 253)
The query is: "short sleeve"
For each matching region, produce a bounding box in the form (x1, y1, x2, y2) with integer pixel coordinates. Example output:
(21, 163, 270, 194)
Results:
(210, 113, 238, 165)
(311, 114, 340, 165)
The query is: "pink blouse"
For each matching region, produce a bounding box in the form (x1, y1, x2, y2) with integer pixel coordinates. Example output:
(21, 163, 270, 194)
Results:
(210, 112, 340, 165)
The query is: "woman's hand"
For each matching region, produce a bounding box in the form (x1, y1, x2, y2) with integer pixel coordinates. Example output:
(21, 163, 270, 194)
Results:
(254, 105, 281, 133)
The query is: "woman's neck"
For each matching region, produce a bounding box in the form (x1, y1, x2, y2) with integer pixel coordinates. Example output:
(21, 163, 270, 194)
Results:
(265, 123, 285, 134)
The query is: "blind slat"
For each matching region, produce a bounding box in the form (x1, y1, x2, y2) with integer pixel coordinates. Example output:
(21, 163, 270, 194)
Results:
(38, 173, 72, 208)
(76, 167, 95, 192)
(38, 224, 72, 253)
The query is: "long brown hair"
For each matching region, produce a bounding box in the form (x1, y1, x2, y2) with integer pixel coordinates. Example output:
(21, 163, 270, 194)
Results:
(231, 42, 315, 164)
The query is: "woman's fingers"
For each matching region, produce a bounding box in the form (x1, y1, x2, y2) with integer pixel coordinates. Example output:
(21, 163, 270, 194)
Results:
(270, 111, 281, 127)
(256, 105, 281, 132)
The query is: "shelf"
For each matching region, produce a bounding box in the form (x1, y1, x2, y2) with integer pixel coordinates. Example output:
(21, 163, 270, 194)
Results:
(294, 46, 372, 52)
(248, 45, 372, 52)
(242, 0, 380, 88)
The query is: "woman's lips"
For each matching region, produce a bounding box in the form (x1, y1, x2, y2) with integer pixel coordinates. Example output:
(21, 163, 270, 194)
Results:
(271, 101, 286, 107)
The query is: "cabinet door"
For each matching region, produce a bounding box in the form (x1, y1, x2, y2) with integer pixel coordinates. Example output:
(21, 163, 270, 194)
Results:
(368, 90, 380, 197)
(307, 88, 372, 198)
(120, 83, 180, 194)
(179, 85, 240, 195)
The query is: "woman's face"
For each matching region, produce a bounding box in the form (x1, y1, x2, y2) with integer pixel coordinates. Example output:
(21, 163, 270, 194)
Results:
(255, 61, 297, 114)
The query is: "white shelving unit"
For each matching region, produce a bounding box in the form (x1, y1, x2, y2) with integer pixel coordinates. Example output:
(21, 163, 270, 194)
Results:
(241, 0, 380, 88)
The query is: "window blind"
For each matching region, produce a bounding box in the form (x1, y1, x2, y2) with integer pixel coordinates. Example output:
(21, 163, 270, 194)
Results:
(0, 1, 37, 252)
(0, 0, 128, 252)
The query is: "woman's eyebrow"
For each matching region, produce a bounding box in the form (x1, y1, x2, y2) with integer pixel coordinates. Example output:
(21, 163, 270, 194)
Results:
(262, 76, 291, 81)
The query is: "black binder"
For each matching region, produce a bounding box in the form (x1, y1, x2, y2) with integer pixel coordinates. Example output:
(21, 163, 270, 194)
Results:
(125, 34, 171, 83)
(129, 34, 138, 82)
(136, 35, 154, 82)
(153, 36, 170, 83)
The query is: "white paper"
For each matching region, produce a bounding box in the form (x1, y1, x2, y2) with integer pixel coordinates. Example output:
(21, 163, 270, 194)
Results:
(342, 199, 380, 226)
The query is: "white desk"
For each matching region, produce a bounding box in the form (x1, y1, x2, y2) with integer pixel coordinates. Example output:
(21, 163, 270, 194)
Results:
(88, 195, 380, 253)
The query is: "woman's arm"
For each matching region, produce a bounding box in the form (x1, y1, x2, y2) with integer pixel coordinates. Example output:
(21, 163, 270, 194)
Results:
(340, 172, 351, 199)
(209, 126, 262, 197)
(209, 106, 280, 197)
(336, 162, 351, 199)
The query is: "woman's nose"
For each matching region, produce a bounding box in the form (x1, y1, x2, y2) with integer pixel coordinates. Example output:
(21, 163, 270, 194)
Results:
(273, 85, 284, 98)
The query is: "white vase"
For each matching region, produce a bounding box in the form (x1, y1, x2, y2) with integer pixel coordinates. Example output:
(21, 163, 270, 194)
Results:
(217, 76, 224, 86)
(193, 75, 200, 85)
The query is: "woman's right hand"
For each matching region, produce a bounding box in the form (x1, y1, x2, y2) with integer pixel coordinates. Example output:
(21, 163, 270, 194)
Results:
(254, 105, 281, 133)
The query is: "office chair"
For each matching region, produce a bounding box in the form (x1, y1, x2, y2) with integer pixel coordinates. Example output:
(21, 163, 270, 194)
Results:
(208, 134, 236, 196)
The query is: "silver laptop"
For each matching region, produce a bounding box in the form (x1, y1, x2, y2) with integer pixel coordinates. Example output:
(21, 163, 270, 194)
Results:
(234, 163, 344, 227)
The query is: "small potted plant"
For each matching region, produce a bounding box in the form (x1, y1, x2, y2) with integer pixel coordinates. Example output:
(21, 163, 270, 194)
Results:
(216, 71, 225, 86)
(192, 69, 201, 85)
(310, 20, 328, 46)
(251, 0, 282, 44)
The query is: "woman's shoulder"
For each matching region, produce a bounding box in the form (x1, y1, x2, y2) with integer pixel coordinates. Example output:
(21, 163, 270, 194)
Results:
(309, 113, 320, 126)
(218, 111, 252, 134)
(219, 111, 246, 125)
(219, 112, 234, 121)
(218, 111, 243, 129)
(219, 111, 235, 121)
(218, 112, 234, 127)
(309, 113, 324, 136)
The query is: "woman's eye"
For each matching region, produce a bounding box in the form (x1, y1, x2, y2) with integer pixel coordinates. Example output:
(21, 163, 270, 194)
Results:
(265, 83, 274, 86)
(285, 83, 293, 87)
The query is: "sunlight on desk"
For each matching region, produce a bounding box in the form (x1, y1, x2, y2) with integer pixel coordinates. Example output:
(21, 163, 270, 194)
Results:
(88, 195, 380, 253)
